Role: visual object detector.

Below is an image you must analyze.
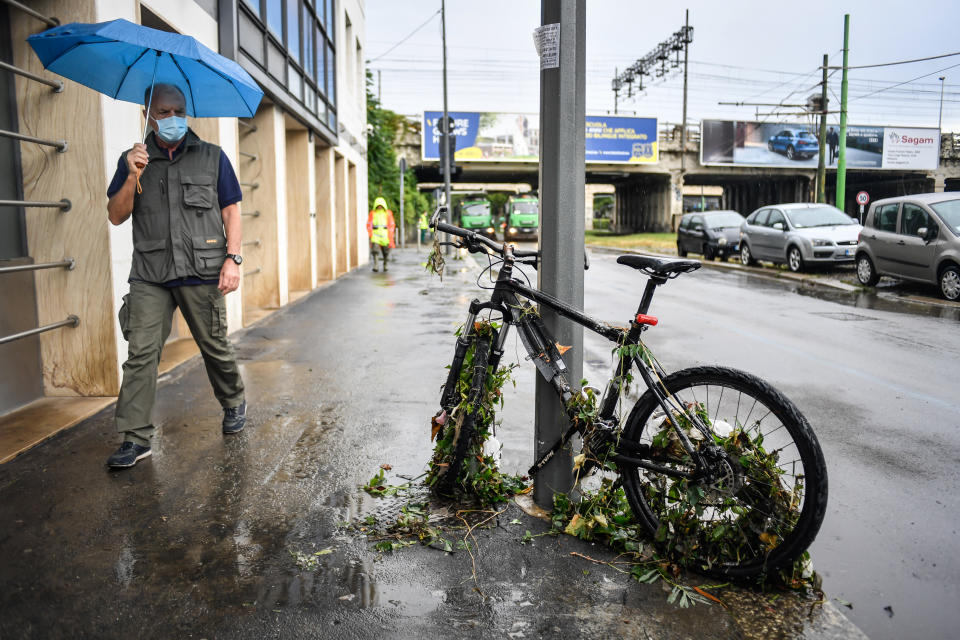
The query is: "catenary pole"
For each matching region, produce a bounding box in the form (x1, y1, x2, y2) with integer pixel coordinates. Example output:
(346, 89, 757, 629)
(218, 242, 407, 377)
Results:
(680, 9, 689, 172)
(534, 0, 584, 509)
(441, 0, 452, 254)
(835, 14, 850, 212)
(816, 54, 828, 203)
(399, 157, 406, 248)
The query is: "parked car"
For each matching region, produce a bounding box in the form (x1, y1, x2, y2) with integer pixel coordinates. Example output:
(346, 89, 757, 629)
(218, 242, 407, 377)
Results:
(855, 193, 960, 301)
(676, 210, 744, 260)
(767, 129, 819, 160)
(739, 203, 861, 272)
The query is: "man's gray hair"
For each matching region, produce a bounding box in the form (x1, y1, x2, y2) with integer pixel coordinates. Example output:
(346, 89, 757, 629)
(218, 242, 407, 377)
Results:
(143, 83, 186, 107)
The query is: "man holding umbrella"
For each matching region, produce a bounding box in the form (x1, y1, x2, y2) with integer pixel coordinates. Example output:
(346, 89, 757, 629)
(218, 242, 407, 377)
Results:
(104, 83, 247, 468)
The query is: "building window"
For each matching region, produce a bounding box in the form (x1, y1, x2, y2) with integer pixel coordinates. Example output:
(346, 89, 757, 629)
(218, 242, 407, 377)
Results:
(237, 0, 336, 133)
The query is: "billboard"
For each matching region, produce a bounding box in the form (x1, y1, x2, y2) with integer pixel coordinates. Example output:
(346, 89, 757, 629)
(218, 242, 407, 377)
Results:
(700, 119, 939, 170)
(422, 111, 657, 164)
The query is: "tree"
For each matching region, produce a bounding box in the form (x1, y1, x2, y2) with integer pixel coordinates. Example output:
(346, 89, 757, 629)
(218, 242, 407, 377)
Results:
(366, 71, 431, 230)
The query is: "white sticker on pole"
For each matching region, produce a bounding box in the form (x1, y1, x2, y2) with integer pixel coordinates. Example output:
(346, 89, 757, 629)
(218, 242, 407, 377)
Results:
(533, 23, 560, 70)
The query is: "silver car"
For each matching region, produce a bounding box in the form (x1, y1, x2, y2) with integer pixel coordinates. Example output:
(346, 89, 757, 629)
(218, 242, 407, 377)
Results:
(739, 203, 862, 272)
(855, 193, 960, 301)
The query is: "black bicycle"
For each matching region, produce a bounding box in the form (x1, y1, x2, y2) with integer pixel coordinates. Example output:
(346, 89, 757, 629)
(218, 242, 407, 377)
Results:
(427, 207, 827, 578)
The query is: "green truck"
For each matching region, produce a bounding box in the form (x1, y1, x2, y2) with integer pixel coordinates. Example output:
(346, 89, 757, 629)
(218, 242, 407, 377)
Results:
(504, 195, 539, 242)
(457, 198, 497, 239)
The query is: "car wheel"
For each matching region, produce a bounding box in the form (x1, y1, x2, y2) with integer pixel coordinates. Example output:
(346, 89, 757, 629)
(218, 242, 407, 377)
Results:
(940, 265, 960, 301)
(677, 243, 687, 257)
(768, 141, 774, 151)
(786, 145, 796, 160)
(787, 245, 804, 272)
(703, 244, 716, 261)
(856, 254, 880, 286)
(740, 243, 757, 266)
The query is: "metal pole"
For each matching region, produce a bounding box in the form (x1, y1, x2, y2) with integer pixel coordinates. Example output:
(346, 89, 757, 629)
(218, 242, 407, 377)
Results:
(0, 60, 62, 91)
(534, 0, 584, 508)
(835, 14, 850, 213)
(0, 198, 70, 210)
(1, 0, 59, 27)
(238, 150, 258, 160)
(613, 66, 618, 114)
(399, 156, 406, 249)
(680, 9, 689, 172)
(0, 128, 67, 152)
(0, 316, 78, 347)
(441, 0, 452, 255)
(0, 258, 74, 274)
(938, 76, 946, 132)
(816, 54, 828, 203)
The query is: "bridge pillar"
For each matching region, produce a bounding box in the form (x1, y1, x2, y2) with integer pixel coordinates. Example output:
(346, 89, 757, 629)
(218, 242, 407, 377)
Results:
(669, 171, 684, 231)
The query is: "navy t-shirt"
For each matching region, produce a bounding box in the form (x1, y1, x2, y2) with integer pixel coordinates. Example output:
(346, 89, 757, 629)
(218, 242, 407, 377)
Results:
(107, 140, 243, 287)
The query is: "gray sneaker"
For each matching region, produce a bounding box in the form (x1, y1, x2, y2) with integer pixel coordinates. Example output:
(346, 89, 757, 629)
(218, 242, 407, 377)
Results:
(107, 441, 152, 469)
(222, 401, 247, 434)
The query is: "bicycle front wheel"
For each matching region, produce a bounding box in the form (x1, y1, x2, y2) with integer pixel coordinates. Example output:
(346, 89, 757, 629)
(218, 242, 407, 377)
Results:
(620, 366, 828, 578)
(433, 332, 493, 495)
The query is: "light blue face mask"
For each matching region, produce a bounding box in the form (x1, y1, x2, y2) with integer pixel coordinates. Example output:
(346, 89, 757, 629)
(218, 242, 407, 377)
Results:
(155, 115, 187, 143)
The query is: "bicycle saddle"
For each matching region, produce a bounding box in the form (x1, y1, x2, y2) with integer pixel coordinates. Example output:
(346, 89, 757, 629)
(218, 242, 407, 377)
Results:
(616, 255, 701, 277)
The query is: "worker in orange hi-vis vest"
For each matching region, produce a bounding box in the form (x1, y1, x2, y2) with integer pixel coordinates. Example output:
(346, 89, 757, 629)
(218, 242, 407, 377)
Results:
(366, 196, 396, 272)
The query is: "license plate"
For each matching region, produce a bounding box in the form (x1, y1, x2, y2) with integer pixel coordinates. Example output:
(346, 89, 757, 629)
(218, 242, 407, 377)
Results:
(845, 248, 854, 256)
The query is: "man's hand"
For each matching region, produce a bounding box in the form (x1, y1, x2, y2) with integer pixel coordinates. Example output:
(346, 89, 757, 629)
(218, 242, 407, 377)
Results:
(219, 259, 240, 294)
(126, 143, 148, 173)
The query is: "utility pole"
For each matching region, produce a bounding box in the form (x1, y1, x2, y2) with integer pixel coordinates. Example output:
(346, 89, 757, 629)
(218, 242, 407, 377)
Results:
(534, 0, 585, 509)
(680, 9, 689, 172)
(816, 53, 828, 203)
(399, 156, 406, 249)
(835, 14, 850, 213)
(613, 66, 618, 114)
(939, 76, 946, 132)
(441, 0, 452, 254)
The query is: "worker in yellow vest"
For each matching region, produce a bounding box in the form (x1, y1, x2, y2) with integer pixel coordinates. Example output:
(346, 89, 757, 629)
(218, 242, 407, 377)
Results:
(366, 196, 396, 272)
(418, 211, 430, 243)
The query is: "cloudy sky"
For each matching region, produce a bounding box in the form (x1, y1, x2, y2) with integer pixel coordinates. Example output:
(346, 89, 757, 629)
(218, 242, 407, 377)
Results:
(365, 0, 960, 131)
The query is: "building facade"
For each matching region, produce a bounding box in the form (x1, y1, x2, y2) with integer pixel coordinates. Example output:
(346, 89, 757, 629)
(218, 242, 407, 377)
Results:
(0, 0, 368, 457)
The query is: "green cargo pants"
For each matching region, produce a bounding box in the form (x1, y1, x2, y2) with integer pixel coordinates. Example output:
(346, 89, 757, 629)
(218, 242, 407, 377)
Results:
(115, 281, 245, 446)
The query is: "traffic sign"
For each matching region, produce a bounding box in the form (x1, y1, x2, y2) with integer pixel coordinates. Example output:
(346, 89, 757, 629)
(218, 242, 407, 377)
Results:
(856, 191, 870, 206)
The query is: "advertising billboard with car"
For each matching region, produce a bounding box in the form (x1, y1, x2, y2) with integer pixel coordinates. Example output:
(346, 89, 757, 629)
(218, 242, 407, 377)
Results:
(422, 111, 657, 164)
(700, 119, 939, 170)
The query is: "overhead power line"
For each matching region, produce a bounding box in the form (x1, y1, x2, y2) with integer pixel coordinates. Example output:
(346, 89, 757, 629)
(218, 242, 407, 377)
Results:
(829, 50, 960, 70)
(850, 61, 960, 102)
(367, 9, 441, 63)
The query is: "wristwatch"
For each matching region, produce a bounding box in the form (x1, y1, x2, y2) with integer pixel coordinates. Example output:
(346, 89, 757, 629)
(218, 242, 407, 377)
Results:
(226, 253, 243, 265)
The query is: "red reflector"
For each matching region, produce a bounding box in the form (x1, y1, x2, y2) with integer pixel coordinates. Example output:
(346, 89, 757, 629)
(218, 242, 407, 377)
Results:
(635, 314, 659, 326)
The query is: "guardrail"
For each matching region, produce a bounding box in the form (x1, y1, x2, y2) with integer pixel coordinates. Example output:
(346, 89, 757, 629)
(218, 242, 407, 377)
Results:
(1, 0, 59, 28)
(0, 258, 74, 275)
(0, 198, 71, 211)
(0, 60, 63, 92)
(0, 315, 78, 346)
(0, 128, 67, 152)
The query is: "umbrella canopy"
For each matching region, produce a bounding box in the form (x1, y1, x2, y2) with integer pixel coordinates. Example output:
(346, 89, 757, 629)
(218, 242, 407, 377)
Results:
(27, 19, 263, 118)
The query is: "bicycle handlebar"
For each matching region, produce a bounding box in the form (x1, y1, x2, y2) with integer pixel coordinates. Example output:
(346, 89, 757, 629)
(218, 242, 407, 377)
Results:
(430, 206, 539, 259)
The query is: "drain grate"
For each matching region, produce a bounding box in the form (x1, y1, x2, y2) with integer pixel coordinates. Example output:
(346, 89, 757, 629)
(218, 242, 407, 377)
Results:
(811, 311, 875, 322)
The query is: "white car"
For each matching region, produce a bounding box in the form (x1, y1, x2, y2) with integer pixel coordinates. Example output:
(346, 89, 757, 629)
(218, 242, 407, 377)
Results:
(739, 203, 862, 272)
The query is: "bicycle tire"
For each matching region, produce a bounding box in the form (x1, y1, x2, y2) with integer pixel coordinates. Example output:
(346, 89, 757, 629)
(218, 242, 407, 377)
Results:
(619, 366, 828, 578)
(436, 333, 493, 495)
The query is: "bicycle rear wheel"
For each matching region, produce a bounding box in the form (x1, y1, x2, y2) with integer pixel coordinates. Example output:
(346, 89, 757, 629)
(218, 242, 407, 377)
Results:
(433, 332, 493, 495)
(619, 366, 828, 578)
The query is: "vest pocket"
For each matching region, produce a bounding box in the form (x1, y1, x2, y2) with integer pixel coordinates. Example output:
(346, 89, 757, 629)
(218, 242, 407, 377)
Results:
(193, 235, 226, 277)
(181, 175, 215, 210)
(133, 238, 170, 282)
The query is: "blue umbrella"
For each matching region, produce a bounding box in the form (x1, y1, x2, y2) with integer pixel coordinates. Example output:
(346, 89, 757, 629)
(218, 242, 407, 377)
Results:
(27, 19, 263, 119)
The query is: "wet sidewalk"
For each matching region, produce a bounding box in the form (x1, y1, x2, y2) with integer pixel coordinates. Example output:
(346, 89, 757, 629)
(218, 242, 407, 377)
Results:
(0, 249, 865, 639)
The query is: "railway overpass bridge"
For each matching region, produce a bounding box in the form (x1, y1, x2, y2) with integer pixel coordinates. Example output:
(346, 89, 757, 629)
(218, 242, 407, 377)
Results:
(396, 122, 960, 232)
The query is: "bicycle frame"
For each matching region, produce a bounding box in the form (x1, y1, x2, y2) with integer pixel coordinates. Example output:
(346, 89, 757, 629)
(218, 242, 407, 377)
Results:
(443, 246, 710, 482)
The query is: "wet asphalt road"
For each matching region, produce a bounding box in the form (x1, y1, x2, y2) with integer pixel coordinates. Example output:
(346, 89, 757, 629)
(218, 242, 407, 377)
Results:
(0, 245, 943, 639)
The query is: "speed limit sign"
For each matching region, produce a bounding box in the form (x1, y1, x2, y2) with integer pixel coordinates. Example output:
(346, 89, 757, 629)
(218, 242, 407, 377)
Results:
(856, 191, 870, 206)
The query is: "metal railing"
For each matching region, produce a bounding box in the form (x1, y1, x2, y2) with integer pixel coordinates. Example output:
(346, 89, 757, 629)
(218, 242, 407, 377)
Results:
(0, 315, 78, 346)
(238, 150, 257, 160)
(0, 60, 63, 92)
(240, 181, 259, 189)
(241, 239, 261, 248)
(0, 258, 74, 275)
(238, 119, 257, 132)
(0, 128, 67, 152)
(0, 198, 71, 211)
(1, 0, 59, 28)
(241, 210, 260, 217)
(243, 267, 262, 276)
